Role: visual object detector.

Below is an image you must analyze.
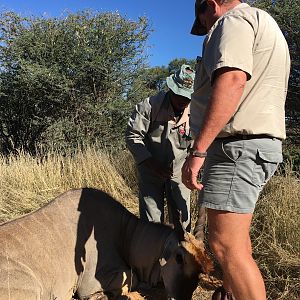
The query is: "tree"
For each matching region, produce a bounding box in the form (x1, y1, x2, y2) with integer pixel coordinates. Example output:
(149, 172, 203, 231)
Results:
(167, 58, 196, 74)
(0, 11, 150, 153)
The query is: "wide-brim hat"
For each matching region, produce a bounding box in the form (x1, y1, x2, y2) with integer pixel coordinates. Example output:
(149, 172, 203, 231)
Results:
(166, 64, 195, 100)
(191, 0, 208, 36)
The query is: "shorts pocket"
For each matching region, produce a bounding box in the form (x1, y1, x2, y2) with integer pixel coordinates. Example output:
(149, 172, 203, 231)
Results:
(252, 149, 281, 187)
(257, 149, 283, 163)
(221, 140, 244, 162)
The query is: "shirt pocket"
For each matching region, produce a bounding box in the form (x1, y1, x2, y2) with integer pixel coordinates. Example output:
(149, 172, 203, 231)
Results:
(175, 125, 192, 150)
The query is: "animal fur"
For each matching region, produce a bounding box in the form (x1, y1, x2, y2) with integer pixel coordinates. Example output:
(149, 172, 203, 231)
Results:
(0, 188, 212, 300)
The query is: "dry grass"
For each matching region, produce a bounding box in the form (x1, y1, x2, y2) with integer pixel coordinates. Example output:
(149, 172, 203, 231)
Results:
(0, 146, 299, 299)
(0, 146, 137, 222)
(251, 164, 300, 300)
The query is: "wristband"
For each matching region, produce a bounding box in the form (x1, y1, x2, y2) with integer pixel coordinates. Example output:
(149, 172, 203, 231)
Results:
(189, 148, 207, 158)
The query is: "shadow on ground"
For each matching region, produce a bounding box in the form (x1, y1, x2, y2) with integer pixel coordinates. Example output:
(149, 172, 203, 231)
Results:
(136, 274, 221, 300)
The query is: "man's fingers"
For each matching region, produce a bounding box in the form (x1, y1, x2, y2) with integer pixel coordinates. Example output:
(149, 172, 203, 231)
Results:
(191, 178, 204, 190)
(182, 164, 203, 190)
(182, 156, 205, 189)
(184, 175, 203, 190)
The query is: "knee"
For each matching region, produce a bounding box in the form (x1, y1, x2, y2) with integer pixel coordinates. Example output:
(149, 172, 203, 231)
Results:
(208, 236, 252, 267)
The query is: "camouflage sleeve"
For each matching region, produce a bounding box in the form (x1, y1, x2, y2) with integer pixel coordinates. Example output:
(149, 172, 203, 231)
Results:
(125, 97, 152, 165)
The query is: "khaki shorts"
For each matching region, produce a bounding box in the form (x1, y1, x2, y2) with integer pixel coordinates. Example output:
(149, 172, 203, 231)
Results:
(199, 137, 282, 213)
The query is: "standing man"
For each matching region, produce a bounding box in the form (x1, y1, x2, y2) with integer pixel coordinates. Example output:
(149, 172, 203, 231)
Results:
(126, 65, 195, 234)
(182, 1, 290, 300)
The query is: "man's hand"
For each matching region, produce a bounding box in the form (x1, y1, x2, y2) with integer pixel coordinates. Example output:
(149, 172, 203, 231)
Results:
(182, 156, 205, 190)
(142, 157, 173, 179)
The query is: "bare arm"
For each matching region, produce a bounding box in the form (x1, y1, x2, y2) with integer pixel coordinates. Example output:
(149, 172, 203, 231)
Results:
(182, 67, 247, 190)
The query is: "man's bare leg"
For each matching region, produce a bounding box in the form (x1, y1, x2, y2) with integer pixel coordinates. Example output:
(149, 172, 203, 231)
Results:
(207, 209, 266, 300)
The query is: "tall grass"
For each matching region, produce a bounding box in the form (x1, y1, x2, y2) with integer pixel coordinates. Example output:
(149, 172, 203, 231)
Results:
(0, 146, 299, 299)
(251, 163, 300, 300)
(0, 146, 137, 222)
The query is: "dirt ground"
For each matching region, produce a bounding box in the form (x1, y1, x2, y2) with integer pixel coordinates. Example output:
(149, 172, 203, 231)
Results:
(73, 274, 221, 300)
(139, 285, 214, 300)
(137, 274, 222, 300)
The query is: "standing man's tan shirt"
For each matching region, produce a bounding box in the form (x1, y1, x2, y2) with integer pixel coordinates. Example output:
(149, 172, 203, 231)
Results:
(191, 3, 290, 140)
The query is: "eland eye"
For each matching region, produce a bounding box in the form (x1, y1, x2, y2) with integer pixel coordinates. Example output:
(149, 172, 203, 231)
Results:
(175, 253, 184, 265)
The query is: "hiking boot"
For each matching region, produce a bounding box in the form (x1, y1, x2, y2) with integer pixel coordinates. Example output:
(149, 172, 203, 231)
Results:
(211, 286, 235, 300)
